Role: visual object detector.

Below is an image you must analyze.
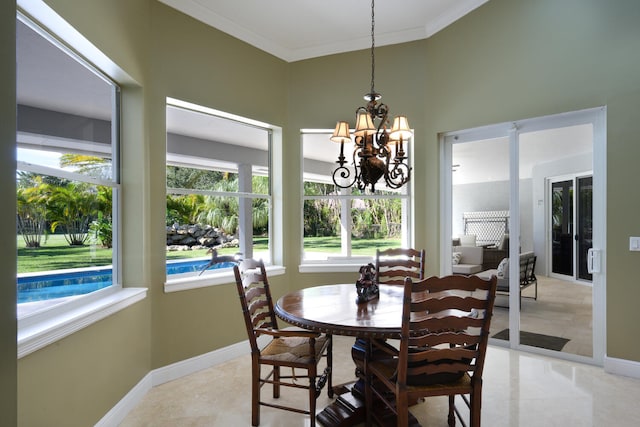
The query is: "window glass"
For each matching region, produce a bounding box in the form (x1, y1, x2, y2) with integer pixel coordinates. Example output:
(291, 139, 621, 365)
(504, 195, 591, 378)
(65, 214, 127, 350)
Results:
(16, 16, 120, 315)
(166, 102, 271, 279)
(302, 131, 410, 261)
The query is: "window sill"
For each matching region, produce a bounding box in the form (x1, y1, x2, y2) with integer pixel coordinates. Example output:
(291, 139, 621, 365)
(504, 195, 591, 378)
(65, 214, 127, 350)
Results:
(17, 287, 147, 359)
(164, 264, 286, 293)
(299, 259, 372, 274)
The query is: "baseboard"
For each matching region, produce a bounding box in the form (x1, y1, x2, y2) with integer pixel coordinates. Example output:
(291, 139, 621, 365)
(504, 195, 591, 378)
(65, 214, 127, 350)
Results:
(95, 372, 153, 427)
(604, 355, 640, 379)
(96, 338, 257, 427)
(152, 339, 250, 386)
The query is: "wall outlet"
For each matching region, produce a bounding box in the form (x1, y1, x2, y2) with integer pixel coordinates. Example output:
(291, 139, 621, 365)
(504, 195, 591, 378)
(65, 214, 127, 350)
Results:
(630, 237, 640, 251)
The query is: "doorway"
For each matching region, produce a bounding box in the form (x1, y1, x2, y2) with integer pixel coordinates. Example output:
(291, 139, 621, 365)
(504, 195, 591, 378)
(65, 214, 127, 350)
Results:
(441, 107, 606, 365)
(550, 174, 593, 282)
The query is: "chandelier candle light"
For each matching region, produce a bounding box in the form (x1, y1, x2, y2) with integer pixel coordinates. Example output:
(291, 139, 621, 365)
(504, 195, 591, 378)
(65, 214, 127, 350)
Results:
(330, 0, 413, 192)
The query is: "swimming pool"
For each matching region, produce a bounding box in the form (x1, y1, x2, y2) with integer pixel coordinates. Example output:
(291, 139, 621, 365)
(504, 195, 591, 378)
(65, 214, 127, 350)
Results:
(17, 259, 236, 304)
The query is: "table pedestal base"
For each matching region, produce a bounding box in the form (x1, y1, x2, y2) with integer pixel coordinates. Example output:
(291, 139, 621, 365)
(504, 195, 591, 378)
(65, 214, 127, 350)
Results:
(316, 382, 420, 427)
(316, 339, 420, 427)
(316, 382, 365, 427)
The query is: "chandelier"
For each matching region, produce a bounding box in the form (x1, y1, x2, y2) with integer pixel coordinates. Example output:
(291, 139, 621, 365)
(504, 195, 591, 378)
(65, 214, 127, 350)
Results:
(330, 0, 413, 192)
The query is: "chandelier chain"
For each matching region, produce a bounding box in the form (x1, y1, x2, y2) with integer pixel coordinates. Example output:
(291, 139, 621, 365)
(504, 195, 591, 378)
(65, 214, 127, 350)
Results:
(330, 0, 412, 192)
(370, 0, 375, 95)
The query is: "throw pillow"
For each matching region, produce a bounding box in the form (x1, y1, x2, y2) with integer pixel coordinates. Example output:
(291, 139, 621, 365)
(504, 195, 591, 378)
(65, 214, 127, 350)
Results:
(496, 258, 509, 278)
(459, 234, 477, 246)
(498, 234, 509, 251)
(452, 252, 462, 265)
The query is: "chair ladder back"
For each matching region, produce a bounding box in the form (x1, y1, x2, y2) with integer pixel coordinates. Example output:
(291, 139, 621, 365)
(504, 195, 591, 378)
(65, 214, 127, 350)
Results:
(375, 248, 426, 286)
(397, 274, 497, 386)
(234, 260, 279, 350)
(366, 274, 497, 427)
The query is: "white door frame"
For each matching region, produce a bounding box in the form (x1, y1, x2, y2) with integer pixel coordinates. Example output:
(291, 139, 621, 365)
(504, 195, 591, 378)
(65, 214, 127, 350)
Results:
(440, 106, 606, 365)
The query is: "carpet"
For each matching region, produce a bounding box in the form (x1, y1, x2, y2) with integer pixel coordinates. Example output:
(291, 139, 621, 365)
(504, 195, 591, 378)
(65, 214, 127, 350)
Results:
(492, 329, 570, 351)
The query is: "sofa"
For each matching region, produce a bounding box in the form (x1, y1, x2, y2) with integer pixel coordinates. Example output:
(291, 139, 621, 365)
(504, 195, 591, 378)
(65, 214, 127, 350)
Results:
(476, 251, 538, 305)
(452, 245, 484, 275)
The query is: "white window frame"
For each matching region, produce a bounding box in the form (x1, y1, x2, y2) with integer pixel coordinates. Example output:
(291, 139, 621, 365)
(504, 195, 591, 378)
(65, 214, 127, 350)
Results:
(16, 5, 146, 358)
(163, 98, 284, 292)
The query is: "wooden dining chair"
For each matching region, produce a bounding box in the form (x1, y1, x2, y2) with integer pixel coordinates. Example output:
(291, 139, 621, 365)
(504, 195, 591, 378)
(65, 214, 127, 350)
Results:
(234, 258, 333, 426)
(375, 248, 426, 286)
(364, 274, 497, 427)
(366, 248, 427, 372)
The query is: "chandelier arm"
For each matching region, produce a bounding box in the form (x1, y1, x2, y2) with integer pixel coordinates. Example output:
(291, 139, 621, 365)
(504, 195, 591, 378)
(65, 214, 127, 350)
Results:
(332, 166, 355, 189)
(356, 149, 366, 191)
(384, 161, 412, 189)
(377, 141, 391, 159)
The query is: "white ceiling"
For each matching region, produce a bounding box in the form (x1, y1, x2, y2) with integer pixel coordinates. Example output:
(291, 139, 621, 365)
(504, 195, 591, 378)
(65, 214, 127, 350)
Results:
(452, 125, 594, 185)
(158, 0, 490, 62)
(18, 1, 492, 153)
(18, 1, 594, 185)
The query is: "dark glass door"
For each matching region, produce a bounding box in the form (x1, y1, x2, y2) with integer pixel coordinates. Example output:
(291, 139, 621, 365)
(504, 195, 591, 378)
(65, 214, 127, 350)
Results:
(551, 180, 573, 276)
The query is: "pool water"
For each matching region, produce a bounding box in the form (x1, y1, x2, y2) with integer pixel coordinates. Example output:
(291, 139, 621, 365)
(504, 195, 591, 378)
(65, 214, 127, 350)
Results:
(17, 259, 236, 304)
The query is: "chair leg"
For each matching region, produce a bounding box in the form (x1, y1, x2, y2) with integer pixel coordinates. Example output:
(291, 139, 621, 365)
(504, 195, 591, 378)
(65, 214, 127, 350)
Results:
(471, 382, 482, 427)
(327, 335, 334, 398)
(448, 395, 455, 427)
(309, 374, 317, 427)
(395, 392, 409, 427)
(273, 366, 280, 398)
(252, 361, 260, 426)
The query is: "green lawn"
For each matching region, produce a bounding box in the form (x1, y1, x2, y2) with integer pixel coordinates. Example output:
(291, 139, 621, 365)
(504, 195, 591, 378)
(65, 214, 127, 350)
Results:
(303, 236, 400, 255)
(17, 234, 112, 274)
(16, 235, 268, 274)
(16, 235, 398, 274)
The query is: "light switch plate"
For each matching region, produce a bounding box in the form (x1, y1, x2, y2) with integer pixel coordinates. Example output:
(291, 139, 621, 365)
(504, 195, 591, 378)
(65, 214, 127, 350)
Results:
(630, 237, 640, 251)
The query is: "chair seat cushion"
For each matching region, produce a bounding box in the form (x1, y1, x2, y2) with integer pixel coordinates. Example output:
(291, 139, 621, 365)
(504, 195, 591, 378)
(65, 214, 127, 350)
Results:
(406, 372, 472, 391)
(261, 335, 328, 364)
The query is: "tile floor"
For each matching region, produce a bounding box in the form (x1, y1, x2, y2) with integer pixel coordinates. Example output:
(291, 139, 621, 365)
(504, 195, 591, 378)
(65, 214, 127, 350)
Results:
(490, 275, 594, 358)
(120, 333, 640, 426)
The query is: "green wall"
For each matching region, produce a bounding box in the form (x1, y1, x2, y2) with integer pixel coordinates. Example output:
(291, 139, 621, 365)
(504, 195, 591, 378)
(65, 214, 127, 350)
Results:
(1, 1, 17, 425)
(4, 0, 640, 425)
(146, 2, 289, 368)
(422, 0, 640, 362)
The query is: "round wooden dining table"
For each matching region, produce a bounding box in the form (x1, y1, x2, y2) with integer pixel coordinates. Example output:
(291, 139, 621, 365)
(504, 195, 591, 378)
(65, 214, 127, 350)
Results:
(274, 283, 405, 339)
(274, 283, 407, 427)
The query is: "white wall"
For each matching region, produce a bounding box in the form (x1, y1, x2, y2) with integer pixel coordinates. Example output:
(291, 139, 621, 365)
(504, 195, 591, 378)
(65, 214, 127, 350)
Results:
(452, 178, 533, 252)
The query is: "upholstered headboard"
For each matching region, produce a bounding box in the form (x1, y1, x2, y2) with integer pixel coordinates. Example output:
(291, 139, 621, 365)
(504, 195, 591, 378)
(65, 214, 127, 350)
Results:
(462, 210, 509, 246)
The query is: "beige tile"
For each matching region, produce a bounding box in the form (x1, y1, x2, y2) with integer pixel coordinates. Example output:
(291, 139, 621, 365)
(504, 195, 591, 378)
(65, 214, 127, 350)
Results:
(490, 275, 593, 357)
(120, 279, 639, 426)
(120, 334, 640, 426)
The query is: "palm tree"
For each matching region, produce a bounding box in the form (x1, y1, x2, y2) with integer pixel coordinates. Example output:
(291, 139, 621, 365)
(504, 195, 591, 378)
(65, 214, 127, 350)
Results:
(47, 182, 97, 246)
(16, 176, 48, 248)
(59, 153, 112, 179)
(166, 193, 206, 225)
(89, 186, 113, 248)
(251, 176, 270, 235)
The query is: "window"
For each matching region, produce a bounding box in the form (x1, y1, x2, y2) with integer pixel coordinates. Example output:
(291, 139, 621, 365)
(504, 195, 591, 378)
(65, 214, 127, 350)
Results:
(301, 130, 411, 265)
(16, 14, 120, 318)
(165, 99, 272, 287)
